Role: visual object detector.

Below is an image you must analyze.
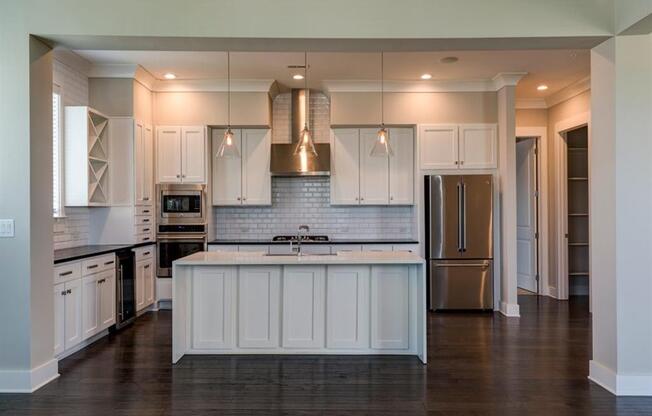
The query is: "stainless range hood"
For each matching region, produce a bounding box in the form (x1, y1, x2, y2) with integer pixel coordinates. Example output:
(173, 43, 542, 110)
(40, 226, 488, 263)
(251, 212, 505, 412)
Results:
(270, 89, 330, 176)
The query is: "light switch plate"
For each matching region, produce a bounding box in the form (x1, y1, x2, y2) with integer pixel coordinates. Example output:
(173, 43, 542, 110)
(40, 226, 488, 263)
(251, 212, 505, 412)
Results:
(0, 219, 15, 238)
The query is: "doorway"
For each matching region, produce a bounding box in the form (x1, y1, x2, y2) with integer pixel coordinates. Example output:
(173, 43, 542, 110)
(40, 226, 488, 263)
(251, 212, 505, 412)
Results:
(516, 137, 539, 295)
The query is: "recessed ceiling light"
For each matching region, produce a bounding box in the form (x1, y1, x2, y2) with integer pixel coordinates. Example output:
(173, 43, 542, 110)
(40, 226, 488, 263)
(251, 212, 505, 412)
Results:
(420, 73, 433, 80)
(293, 74, 305, 80)
(163, 73, 176, 80)
(537, 84, 549, 91)
(440, 56, 459, 64)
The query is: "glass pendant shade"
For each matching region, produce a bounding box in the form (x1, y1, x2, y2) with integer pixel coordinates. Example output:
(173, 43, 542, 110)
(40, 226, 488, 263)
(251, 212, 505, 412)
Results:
(371, 127, 393, 157)
(293, 125, 318, 156)
(216, 128, 240, 158)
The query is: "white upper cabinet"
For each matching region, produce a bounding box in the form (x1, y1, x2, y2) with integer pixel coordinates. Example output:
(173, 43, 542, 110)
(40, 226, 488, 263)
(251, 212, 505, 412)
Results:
(459, 124, 497, 169)
(388, 128, 414, 205)
(359, 128, 390, 205)
(156, 126, 206, 184)
(212, 129, 271, 206)
(242, 129, 272, 205)
(419, 124, 497, 170)
(135, 122, 154, 206)
(181, 126, 207, 183)
(331, 129, 361, 205)
(419, 124, 459, 170)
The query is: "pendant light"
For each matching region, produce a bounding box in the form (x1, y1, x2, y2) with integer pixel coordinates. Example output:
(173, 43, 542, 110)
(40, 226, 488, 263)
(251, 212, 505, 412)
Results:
(293, 51, 318, 156)
(371, 51, 394, 157)
(216, 51, 240, 158)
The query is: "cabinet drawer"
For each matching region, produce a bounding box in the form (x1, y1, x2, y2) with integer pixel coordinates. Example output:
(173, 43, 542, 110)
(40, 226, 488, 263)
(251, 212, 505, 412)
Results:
(136, 224, 154, 235)
(134, 216, 154, 226)
(53, 261, 82, 284)
(331, 244, 362, 253)
(393, 244, 420, 253)
(136, 233, 155, 244)
(133, 246, 154, 262)
(135, 206, 154, 216)
(82, 254, 116, 276)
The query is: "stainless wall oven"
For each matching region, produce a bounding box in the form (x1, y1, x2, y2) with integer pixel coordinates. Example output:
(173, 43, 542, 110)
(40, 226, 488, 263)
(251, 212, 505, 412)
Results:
(158, 184, 206, 224)
(157, 233, 206, 277)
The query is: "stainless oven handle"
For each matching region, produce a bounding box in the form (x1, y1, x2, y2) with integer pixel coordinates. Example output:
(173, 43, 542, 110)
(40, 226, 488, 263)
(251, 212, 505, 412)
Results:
(157, 235, 207, 241)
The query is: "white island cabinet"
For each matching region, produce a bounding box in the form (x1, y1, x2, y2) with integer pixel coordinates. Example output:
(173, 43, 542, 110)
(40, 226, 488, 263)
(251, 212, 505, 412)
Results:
(172, 251, 427, 364)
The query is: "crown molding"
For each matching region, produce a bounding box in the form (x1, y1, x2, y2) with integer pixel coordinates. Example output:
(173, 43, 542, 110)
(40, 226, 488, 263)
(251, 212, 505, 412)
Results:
(492, 72, 528, 90)
(515, 98, 548, 109)
(545, 76, 590, 108)
(152, 79, 276, 93)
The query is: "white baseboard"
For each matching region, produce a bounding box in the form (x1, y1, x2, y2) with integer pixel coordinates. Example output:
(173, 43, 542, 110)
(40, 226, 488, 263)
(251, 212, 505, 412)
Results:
(158, 300, 172, 310)
(590, 360, 652, 396)
(499, 301, 520, 317)
(0, 358, 59, 393)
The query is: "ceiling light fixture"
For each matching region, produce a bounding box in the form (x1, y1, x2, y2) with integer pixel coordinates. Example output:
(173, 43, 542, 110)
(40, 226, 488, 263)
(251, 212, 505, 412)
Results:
(293, 74, 304, 80)
(216, 52, 240, 159)
(163, 72, 176, 80)
(420, 73, 432, 80)
(371, 51, 394, 158)
(537, 84, 549, 91)
(293, 51, 317, 157)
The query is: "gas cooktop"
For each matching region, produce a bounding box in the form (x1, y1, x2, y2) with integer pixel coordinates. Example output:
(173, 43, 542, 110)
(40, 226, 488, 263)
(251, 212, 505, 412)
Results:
(272, 235, 330, 242)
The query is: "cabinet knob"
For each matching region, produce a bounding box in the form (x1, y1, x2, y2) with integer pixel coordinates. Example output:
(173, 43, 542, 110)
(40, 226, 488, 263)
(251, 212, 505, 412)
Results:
(144, 264, 150, 269)
(182, 174, 186, 178)
(460, 160, 464, 165)
(360, 197, 364, 201)
(66, 289, 72, 294)
(236, 197, 241, 201)
(454, 161, 459, 165)
(176, 174, 181, 178)
(390, 196, 394, 200)
(61, 290, 67, 296)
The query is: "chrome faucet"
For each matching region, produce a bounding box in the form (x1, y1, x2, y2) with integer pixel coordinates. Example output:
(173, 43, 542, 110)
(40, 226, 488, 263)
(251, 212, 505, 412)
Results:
(295, 225, 310, 256)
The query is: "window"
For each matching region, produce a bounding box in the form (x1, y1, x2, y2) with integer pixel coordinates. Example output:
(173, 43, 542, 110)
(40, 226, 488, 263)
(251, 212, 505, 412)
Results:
(53, 84, 65, 217)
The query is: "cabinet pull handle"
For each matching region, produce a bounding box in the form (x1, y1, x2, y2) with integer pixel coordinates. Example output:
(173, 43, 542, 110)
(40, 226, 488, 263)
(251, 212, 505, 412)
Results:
(61, 290, 67, 296)
(66, 289, 72, 294)
(143, 228, 151, 232)
(59, 271, 73, 276)
(460, 160, 464, 165)
(143, 197, 150, 201)
(143, 237, 151, 241)
(143, 219, 150, 222)
(143, 210, 150, 213)
(87, 264, 98, 269)
(104, 261, 114, 265)
(144, 264, 150, 269)
(143, 251, 151, 256)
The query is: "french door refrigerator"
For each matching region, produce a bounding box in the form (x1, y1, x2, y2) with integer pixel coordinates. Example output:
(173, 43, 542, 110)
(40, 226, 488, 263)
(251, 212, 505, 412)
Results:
(425, 175, 493, 310)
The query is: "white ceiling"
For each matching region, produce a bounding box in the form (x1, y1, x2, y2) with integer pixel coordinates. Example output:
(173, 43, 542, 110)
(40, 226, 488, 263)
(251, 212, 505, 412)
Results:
(75, 49, 590, 99)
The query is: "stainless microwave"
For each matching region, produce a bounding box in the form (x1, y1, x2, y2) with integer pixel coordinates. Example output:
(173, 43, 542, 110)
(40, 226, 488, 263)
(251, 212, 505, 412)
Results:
(157, 184, 206, 225)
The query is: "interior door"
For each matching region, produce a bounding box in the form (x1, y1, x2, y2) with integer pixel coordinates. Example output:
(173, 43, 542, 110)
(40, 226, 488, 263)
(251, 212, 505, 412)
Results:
(388, 128, 414, 205)
(156, 127, 182, 183)
(359, 128, 389, 205)
(331, 129, 360, 205)
(212, 128, 243, 205)
(516, 139, 538, 292)
(242, 129, 271, 205)
(181, 126, 206, 183)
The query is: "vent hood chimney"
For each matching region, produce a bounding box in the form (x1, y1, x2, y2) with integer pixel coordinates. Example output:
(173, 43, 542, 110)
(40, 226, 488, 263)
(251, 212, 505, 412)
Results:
(270, 89, 330, 176)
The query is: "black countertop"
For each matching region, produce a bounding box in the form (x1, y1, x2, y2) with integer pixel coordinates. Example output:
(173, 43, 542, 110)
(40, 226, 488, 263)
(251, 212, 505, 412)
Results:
(209, 239, 419, 245)
(54, 242, 155, 264)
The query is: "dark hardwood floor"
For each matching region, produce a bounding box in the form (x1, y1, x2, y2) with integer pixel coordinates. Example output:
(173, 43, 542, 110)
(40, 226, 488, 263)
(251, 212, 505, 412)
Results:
(2, 296, 652, 415)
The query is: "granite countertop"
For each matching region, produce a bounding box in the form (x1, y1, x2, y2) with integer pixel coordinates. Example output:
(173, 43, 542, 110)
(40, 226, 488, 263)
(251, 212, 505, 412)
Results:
(175, 250, 425, 266)
(209, 239, 419, 245)
(54, 242, 155, 264)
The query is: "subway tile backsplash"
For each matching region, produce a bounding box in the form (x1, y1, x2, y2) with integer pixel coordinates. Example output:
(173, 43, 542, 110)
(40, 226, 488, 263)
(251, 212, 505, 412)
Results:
(214, 177, 415, 240)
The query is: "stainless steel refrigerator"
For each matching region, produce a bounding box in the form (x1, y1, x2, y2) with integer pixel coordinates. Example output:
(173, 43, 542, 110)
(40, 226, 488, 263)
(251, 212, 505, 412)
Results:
(425, 175, 493, 310)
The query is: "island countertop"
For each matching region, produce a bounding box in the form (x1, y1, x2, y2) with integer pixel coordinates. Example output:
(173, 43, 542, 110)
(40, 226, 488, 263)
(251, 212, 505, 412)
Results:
(174, 250, 426, 266)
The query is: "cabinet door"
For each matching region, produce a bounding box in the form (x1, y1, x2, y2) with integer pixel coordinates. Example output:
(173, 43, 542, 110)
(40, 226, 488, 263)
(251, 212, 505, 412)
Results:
(156, 127, 182, 183)
(144, 259, 155, 306)
(370, 265, 409, 350)
(99, 270, 116, 330)
(81, 274, 100, 340)
(326, 266, 370, 349)
(388, 128, 414, 205)
(135, 261, 146, 311)
(242, 129, 271, 205)
(238, 266, 280, 348)
(134, 122, 145, 205)
(181, 126, 206, 183)
(53, 283, 65, 356)
(192, 266, 235, 349)
(282, 266, 325, 349)
(142, 125, 154, 205)
(212, 128, 243, 205)
(359, 128, 389, 205)
(64, 279, 83, 350)
(330, 129, 360, 205)
(419, 125, 459, 170)
(459, 124, 497, 169)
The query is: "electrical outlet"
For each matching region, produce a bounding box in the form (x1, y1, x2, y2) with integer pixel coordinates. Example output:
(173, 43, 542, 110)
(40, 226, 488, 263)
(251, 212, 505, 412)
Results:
(0, 219, 15, 238)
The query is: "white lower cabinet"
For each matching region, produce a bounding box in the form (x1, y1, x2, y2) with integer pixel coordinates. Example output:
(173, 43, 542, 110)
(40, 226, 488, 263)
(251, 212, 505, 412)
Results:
(238, 266, 281, 348)
(63, 278, 83, 350)
(81, 274, 100, 340)
(53, 284, 66, 356)
(134, 247, 155, 312)
(282, 266, 325, 348)
(326, 266, 370, 349)
(99, 270, 116, 329)
(370, 265, 410, 349)
(192, 267, 235, 349)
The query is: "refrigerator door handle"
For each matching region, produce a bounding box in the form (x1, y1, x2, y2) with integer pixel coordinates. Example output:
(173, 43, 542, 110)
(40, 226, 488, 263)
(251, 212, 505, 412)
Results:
(457, 182, 463, 252)
(462, 182, 467, 252)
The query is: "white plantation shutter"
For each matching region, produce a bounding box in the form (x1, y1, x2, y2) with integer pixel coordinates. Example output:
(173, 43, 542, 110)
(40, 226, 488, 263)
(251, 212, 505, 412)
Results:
(52, 86, 64, 217)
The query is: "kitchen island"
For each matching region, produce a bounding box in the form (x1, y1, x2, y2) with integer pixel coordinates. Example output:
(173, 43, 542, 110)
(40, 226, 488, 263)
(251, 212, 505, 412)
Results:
(172, 251, 427, 364)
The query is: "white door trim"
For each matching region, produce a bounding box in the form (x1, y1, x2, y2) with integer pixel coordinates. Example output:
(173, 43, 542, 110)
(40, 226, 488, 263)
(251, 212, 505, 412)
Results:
(515, 127, 550, 298)
(553, 112, 591, 301)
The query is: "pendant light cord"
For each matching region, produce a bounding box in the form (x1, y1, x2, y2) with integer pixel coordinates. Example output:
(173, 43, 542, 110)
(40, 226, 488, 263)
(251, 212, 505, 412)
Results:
(305, 51, 309, 131)
(227, 51, 231, 128)
(381, 51, 384, 128)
